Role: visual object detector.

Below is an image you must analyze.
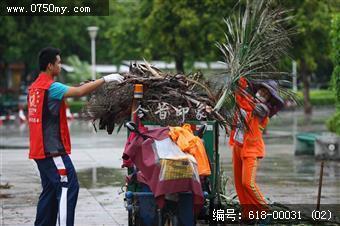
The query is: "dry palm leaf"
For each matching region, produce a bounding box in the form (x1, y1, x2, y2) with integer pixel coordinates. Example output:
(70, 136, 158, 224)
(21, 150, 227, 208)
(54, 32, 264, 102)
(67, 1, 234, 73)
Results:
(212, 0, 296, 129)
(82, 62, 228, 134)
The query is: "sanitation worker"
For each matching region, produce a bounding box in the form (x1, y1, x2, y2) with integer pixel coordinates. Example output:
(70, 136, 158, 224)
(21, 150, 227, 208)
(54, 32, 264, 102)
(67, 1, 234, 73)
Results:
(28, 47, 124, 226)
(229, 77, 284, 223)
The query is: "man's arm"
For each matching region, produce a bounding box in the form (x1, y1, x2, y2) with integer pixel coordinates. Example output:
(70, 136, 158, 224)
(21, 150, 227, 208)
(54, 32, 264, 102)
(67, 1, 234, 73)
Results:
(64, 78, 105, 98)
(64, 73, 124, 98)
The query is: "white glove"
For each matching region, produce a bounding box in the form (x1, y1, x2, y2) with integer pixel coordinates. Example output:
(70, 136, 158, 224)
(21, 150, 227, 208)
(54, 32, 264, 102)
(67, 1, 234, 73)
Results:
(103, 73, 124, 83)
(253, 103, 269, 118)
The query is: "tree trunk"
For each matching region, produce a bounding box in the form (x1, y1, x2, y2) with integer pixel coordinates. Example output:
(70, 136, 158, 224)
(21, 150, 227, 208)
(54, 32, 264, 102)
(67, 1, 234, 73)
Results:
(175, 54, 184, 74)
(301, 59, 312, 115)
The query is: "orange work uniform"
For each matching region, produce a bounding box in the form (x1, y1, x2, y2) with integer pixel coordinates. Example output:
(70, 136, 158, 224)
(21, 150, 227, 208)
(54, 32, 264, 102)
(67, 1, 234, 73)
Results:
(229, 78, 269, 219)
(169, 124, 211, 176)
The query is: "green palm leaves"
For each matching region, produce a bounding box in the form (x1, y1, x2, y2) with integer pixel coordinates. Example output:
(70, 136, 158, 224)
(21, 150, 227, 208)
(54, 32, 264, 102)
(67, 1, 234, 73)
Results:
(214, 0, 293, 112)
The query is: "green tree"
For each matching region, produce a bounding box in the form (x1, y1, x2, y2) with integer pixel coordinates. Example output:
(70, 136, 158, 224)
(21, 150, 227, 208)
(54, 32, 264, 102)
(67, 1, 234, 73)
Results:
(330, 14, 340, 108)
(327, 13, 340, 135)
(63, 55, 91, 84)
(104, 1, 145, 64)
(282, 0, 337, 114)
(106, 0, 236, 73)
(142, 0, 237, 73)
(0, 14, 115, 73)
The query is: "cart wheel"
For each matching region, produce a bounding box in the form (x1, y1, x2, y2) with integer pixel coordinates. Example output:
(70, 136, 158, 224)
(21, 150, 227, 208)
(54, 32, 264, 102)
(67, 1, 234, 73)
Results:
(171, 214, 179, 226)
(208, 197, 218, 226)
(162, 213, 186, 226)
(128, 211, 142, 226)
(128, 211, 133, 226)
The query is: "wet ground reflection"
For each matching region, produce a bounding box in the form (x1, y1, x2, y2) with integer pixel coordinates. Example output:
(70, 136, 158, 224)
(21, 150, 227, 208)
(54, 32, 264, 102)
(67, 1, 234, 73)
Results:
(77, 167, 126, 189)
(1, 108, 338, 205)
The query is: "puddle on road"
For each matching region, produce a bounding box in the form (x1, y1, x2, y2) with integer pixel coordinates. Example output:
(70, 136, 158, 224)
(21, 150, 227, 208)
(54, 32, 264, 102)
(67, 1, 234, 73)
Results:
(77, 167, 126, 189)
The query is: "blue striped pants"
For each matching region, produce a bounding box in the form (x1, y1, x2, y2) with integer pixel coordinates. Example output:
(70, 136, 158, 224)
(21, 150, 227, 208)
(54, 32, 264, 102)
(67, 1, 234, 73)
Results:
(34, 155, 79, 226)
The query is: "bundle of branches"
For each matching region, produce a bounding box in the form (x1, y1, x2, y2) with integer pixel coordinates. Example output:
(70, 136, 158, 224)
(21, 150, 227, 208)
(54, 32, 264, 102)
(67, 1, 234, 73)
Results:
(213, 0, 297, 127)
(83, 0, 296, 134)
(83, 62, 228, 134)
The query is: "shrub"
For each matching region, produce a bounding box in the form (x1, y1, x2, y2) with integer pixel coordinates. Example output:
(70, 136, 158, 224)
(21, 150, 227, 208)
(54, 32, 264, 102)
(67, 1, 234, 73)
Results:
(327, 111, 340, 135)
(68, 101, 85, 113)
(296, 90, 335, 106)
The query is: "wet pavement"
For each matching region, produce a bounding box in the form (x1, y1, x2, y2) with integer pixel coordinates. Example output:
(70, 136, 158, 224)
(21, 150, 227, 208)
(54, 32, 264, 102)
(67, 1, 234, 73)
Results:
(1, 107, 339, 225)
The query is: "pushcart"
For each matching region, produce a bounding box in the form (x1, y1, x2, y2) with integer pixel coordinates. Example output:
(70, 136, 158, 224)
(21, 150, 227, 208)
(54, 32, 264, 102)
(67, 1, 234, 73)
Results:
(123, 120, 221, 226)
(122, 84, 222, 226)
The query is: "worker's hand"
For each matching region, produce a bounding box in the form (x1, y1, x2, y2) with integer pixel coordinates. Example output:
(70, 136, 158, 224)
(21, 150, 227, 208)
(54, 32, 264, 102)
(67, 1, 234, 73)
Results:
(205, 105, 213, 113)
(103, 73, 124, 83)
(197, 103, 213, 113)
(253, 103, 269, 118)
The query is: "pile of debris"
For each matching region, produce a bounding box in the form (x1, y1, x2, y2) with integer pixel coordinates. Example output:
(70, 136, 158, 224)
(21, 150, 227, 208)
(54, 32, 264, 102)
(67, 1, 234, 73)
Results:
(83, 62, 231, 134)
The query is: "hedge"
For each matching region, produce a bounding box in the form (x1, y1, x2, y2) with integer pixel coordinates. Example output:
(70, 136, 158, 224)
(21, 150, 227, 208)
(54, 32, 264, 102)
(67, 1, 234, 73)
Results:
(68, 101, 85, 113)
(296, 90, 335, 106)
(327, 111, 340, 135)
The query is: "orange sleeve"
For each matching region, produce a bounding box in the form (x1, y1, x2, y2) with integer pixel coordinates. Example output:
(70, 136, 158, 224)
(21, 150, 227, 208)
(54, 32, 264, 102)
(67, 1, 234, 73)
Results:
(235, 77, 255, 111)
(235, 92, 254, 112)
(238, 77, 248, 89)
(260, 116, 269, 128)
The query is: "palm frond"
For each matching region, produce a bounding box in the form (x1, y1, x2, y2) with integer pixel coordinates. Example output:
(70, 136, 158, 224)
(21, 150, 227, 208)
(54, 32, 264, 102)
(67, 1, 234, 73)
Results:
(214, 0, 295, 112)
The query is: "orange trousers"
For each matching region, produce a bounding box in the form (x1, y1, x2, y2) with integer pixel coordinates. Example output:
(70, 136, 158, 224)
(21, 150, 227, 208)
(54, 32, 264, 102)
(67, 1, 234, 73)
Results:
(232, 144, 268, 219)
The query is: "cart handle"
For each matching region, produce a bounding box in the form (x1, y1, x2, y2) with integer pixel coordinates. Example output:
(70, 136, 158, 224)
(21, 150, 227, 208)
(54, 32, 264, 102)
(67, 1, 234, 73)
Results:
(125, 121, 149, 140)
(125, 121, 139, 133)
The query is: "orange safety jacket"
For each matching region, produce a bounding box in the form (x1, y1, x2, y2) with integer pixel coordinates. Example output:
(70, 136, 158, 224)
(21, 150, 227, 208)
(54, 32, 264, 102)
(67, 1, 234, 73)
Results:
(169, 124, 211, 176)
(229, 77, 269, 158)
